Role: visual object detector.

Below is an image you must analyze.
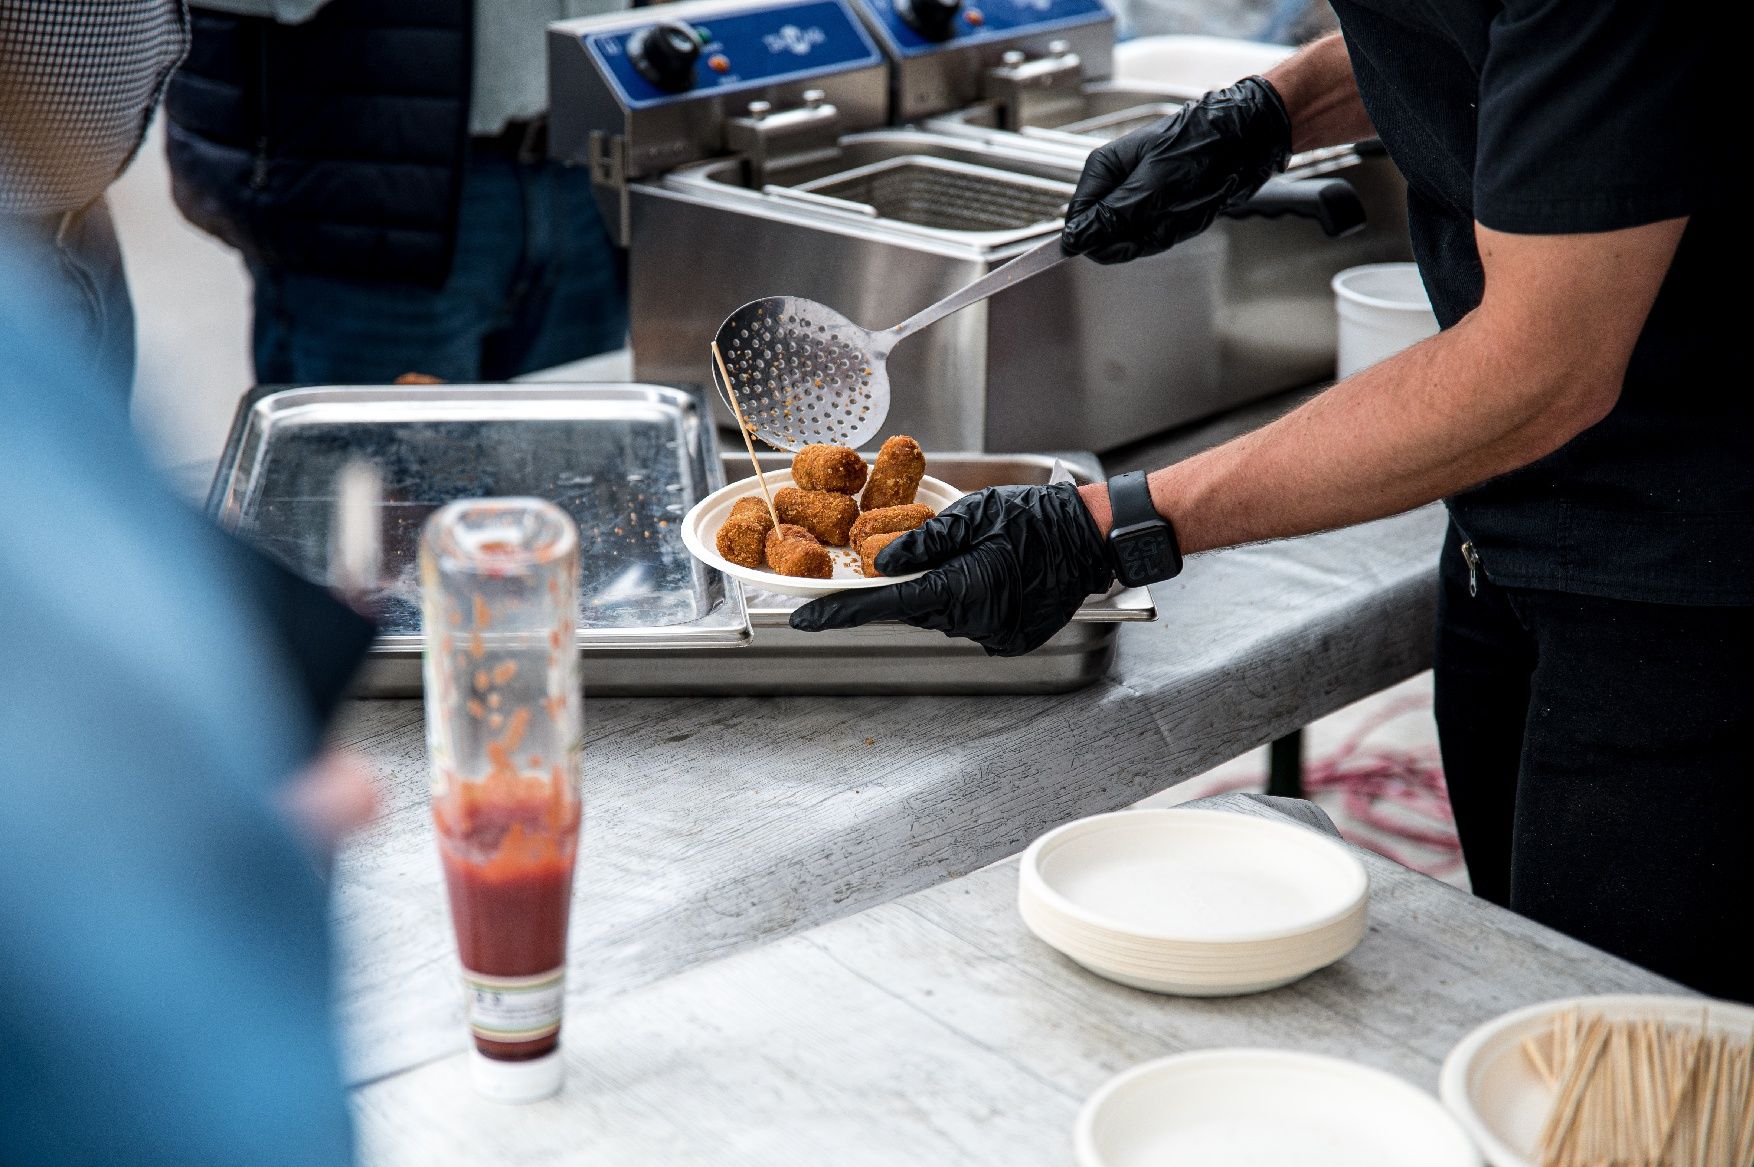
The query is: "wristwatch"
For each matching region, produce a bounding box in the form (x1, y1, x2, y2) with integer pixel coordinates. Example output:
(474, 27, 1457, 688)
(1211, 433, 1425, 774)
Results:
(1103, 470, 1182, 587)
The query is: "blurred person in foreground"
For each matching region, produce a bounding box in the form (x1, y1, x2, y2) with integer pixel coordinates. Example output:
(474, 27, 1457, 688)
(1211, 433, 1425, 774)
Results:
(163, 0, 628, 384)
(0, 0, 188, 399)
(0, 225, 375, 1163)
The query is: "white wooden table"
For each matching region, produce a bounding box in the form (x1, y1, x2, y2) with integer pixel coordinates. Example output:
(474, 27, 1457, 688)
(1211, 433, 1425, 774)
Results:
(351, 794, 1683, 1165)
(331, 506, 1446, 1085)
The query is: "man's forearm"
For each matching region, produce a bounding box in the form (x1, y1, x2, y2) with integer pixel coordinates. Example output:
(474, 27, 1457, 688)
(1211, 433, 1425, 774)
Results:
(1079, 319, 1612, 553)
(1079, 217, 1685, 559)
(1264, 33, 1375, 153)
(1131, 316, 1610, 553)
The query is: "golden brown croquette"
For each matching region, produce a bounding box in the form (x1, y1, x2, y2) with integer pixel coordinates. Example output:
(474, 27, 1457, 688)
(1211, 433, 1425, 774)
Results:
(729, 495, 776, 533)
(713, 516, 768, 568)
(859, 531, 906, 578)
(791, 444, 869, 495)
(860, 435, 925, 510)
(848, 503, 933, 550)
(764, 522, 819, 564)
(768, 537, 833, 579)
(774, 487, 859, 546)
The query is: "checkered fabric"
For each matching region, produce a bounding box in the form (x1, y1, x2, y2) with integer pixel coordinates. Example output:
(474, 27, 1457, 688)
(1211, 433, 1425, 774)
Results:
(1, 1, 188, 215)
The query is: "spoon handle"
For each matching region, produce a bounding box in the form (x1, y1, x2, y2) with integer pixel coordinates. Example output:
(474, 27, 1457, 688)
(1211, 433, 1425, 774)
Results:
(883, 236, 1070, 350)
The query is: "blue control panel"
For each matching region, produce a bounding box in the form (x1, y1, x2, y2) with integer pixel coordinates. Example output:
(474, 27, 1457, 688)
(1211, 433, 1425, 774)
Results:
(855, 0, 1107, 58)
(585, 0, 882, 109)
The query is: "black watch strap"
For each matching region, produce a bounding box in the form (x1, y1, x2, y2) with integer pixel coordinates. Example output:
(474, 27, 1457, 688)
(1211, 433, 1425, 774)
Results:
(1105, 471, 1183, 586)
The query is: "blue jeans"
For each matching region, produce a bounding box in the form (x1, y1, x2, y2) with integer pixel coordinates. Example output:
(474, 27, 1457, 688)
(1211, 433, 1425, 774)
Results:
(0, 198, 135, 401)
(250, 151, 628, 383)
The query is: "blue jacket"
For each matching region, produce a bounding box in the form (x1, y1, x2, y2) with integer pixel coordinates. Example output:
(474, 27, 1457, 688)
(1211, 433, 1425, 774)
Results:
(164, 0, 473, 285)
(1, 228, 373, 1166)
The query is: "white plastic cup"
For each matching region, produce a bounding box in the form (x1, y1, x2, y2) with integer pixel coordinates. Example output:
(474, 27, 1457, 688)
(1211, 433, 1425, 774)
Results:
(1331, 263, 1440, 379)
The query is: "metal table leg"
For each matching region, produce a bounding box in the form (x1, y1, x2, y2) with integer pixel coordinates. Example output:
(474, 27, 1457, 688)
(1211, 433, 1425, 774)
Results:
(1267, 730, 1305, 799)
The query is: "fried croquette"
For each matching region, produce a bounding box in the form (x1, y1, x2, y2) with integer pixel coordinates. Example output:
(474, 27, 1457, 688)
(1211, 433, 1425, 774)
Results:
(774, 487, 858, 546)
(848, 502, 933, 550)
(768, 536, 833, 579)
(764, 523, 819, 564)
(714, 516, 768, 568)
(791, 444, 868, 495)
(729, 495, 776, 533)
(860, 531, 906, 578)
(860, 435, 925, 510)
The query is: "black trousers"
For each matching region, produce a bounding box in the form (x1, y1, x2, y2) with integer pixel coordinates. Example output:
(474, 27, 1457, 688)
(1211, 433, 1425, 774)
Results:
(1433, 522, 1754, 1002)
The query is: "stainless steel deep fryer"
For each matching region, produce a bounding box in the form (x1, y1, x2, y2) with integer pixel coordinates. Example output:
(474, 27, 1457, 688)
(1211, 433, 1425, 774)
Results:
(549, 0, 1406, 452)
(551, 0, 1244, 452)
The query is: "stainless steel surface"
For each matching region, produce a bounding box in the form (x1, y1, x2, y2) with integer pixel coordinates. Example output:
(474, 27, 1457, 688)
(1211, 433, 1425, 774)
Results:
(711, 235, 1066, 450)
(797, 155, 1070, 238)
(547, 0, 889, 245)
(207, 384, 752, 673)
(548, 0, 1359, 454)
(356, 453, 1147, 696)
(645, 129, 1226, 452)
(850, 3, 1114, 124)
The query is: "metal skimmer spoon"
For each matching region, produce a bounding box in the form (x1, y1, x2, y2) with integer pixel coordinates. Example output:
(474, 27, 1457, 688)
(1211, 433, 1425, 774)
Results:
(711, 235, 1068, 451)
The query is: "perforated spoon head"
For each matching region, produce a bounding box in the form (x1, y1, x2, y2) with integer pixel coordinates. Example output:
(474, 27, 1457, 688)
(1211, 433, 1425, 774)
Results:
(711, 296, 891, 452)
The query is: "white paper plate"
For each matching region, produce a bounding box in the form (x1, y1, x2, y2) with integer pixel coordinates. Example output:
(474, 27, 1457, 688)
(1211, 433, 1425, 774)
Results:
(1438, 994, 1754, 1167)
(1019, 895, 1365, 996)
(1019, 893, 1366, 972)
(680, 469, 963, 598)
(1022, 809, 1369, 943)
(1077, 1050, 1481, 1167)
(1019, 884, 1367, 960)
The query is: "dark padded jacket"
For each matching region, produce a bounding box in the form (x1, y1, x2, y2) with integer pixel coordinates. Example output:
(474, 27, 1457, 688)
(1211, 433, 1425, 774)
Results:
(164, 0, 473, 286)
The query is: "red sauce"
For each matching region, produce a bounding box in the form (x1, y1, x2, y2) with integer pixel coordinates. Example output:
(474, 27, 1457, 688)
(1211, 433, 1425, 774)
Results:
(435, 759, 579, 1061)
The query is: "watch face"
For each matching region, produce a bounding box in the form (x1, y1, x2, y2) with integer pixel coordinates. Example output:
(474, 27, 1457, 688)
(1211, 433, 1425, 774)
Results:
(1115, 527, 1172, 583)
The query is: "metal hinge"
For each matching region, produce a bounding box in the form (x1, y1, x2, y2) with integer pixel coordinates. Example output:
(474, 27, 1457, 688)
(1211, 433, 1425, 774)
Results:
(985, 41, 1084, 132)
(725, 90, 842, 188)
(587, 130, 632, 248)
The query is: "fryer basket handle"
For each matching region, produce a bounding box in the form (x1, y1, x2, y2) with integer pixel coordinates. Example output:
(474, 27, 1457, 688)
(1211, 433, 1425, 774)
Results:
(1225, 175, 1367, 238)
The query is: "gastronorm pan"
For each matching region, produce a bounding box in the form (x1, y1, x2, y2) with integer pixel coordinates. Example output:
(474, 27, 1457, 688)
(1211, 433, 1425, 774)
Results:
(206, 383, 752, 668)
(208, 384, 1149, 695)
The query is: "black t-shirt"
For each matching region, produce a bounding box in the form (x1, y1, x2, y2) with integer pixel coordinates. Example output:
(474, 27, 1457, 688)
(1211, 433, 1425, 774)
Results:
(1329, 0, 1749, 605)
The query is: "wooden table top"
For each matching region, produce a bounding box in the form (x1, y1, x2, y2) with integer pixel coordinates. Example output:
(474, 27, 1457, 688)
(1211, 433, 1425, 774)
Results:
(330, 506, 1446, 1086)
(352, 793, 1682, 1165)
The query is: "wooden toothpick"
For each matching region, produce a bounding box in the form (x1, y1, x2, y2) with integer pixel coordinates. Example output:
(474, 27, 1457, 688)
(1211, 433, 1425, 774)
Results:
(712, 341, 782, 532)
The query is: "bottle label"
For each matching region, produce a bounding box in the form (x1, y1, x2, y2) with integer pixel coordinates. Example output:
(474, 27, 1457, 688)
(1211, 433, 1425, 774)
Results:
(462, 967, 565, 1043)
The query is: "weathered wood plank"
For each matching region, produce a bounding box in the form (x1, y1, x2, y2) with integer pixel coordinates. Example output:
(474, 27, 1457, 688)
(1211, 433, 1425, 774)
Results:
(331, 507, 1446, 1083)
(352, 794, 1681, 1166)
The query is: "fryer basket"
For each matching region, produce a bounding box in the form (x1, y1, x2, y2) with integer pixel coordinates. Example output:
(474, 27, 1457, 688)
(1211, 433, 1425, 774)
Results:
(795, 155, 1072, 232)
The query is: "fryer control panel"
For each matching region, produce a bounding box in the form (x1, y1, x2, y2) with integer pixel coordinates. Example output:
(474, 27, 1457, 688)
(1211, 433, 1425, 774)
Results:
(854, 0, 1108, 57)
(583, 0, 883, 109)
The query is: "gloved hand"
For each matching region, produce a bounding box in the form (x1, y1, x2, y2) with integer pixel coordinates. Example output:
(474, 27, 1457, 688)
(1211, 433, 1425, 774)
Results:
(789, 484, 1114, 657)
(1062, 75, 1292, 265)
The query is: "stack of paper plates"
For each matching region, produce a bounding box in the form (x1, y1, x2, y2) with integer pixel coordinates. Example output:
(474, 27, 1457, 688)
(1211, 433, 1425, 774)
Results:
(1077, 1050, 1481, 1167)
(1018, 809, 1370, 996)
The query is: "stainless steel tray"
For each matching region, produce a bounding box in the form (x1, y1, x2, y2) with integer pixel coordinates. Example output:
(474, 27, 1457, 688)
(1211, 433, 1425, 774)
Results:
(207, 382, 752, 667)
(209, 390, 1148, 695)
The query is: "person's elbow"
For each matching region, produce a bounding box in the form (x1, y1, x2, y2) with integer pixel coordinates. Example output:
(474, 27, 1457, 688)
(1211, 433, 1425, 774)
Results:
(1510, 360, 1624, 465)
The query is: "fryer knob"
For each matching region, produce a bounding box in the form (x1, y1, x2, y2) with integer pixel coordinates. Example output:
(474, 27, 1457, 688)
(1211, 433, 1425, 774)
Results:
(629, 21, 703, 92)
(895, 0, 963, 40)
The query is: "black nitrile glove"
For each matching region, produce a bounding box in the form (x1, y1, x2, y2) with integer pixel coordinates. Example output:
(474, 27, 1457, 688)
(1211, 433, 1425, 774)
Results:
(789, 484, 1114, 657)
(1062, 75, 1292, 265)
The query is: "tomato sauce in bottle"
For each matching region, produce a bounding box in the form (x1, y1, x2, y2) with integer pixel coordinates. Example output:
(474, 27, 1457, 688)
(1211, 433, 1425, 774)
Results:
(421, 500, 582, 1102)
